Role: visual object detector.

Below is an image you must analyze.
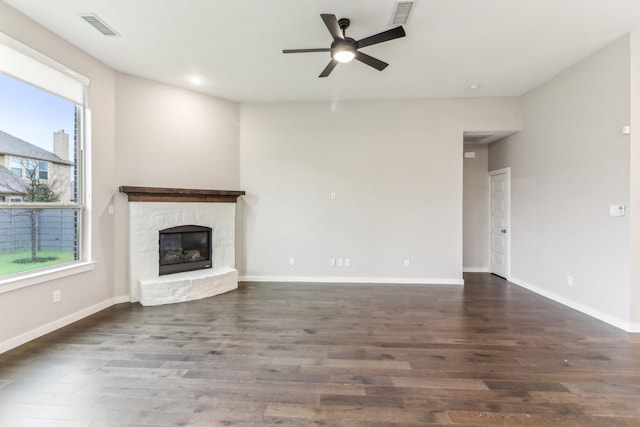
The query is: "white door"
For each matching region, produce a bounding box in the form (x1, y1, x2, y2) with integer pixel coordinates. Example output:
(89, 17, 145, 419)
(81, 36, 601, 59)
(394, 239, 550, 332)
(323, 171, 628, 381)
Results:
(489, 169, 510, 278)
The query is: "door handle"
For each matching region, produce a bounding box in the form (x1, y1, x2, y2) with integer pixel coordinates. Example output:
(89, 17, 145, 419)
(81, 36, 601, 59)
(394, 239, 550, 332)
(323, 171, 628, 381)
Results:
(501, 229, 507, 234)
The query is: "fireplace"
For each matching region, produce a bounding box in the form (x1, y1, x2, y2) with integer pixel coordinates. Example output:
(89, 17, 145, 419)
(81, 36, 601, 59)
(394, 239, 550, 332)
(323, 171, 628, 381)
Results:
(120, 186, 245, 306)
(159, 225, 212, 275)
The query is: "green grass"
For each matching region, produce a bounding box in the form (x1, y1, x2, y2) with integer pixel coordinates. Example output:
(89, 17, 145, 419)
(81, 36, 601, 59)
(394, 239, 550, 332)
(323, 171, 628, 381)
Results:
(0, 251, 76, 276)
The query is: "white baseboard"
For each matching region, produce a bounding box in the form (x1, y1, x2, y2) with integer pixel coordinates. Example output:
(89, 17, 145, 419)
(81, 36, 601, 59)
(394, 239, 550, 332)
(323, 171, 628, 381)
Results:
(463, 267, 489, 273)
(628, 322, 640, 333)
(113, 295, 131, 304)
(509, 276, 633, 333)
(0, 295, 131, 355)
(239, 275, 464, 286)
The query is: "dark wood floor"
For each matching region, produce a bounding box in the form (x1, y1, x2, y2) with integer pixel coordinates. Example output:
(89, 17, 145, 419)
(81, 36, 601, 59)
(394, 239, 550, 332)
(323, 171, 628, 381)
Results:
(1, 273, 639, 426)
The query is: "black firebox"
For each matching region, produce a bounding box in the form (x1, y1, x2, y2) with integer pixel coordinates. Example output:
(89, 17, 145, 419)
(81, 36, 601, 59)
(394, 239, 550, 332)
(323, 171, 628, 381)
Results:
(159, 225, 212, 275)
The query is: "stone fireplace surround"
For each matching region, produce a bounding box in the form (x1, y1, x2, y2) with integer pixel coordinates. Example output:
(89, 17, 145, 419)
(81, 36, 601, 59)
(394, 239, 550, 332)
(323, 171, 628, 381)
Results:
(120, 187, 245, 306)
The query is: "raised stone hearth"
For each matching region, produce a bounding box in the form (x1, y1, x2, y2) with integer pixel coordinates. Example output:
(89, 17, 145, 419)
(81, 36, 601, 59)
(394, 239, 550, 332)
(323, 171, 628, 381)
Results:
(120, 187, 245, 306)
(138, 267, 237, 306)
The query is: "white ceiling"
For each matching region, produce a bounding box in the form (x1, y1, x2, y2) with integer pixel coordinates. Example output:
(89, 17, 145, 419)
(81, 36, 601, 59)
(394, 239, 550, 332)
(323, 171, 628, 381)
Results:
(4, 0, 640, 103)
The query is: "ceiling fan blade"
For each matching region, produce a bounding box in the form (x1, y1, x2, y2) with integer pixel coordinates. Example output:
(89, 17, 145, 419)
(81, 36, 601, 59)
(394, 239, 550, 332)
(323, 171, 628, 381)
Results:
(283, 48, 331, 54)
(321, 14, 344, 40)
(319, 59, 339, 78)
(356, 26, 405, 49)
(355, 51, 388, 71)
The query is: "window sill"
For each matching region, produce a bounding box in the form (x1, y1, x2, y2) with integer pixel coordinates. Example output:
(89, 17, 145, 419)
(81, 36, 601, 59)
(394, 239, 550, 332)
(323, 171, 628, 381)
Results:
(0, 261, 96, 295)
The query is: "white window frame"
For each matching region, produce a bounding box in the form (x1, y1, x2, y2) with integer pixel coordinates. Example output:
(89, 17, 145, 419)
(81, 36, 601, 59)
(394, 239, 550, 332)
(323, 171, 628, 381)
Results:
(38, 161, 48, 180)
(10, 156, 23, 177)
(24, 159, 36, 179)
(0, 32, 94, 292)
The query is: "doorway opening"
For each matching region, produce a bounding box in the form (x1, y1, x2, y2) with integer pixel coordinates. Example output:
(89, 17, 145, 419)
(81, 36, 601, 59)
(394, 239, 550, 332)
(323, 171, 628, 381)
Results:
(462, 131, 514, 279)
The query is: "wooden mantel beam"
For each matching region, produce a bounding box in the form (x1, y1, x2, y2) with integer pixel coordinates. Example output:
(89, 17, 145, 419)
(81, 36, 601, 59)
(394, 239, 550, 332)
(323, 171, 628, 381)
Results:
(119, 186, 245, 203)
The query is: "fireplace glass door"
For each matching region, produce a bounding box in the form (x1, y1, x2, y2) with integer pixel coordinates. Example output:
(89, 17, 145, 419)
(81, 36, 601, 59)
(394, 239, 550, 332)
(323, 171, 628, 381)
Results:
(159, 225, 212, 275)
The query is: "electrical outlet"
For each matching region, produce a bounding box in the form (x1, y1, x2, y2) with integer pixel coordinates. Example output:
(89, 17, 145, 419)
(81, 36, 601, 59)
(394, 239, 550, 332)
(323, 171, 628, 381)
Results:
(344, 258, 350, 267)
(337, 258, 344, 267)
(330, 258, 336, 267)
(404, 259, 410, 267)
(330, 192, 336, 200)
(566, 275, 573, 286)
(53, 290, 61, 303)
(289, 257, 295, 266)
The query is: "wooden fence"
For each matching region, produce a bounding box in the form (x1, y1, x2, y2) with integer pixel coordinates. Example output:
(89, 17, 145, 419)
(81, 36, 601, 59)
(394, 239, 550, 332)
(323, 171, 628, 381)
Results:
(0, 208, 77, 254)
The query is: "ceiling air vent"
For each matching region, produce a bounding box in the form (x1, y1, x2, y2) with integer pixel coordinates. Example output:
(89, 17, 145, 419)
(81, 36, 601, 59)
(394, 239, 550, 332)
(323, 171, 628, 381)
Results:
(390, 1, 415, 26)
(80, 14, 120, 37)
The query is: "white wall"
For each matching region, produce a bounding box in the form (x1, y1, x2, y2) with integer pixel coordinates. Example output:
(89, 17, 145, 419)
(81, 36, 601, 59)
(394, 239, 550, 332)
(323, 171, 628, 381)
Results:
(463, 144, 490, 271)
(489, 35, 632, 329)
(0, 2, 119, 349)
(113, 73, 240, 190)
(630, 31, 640, 332)
(239, 98, 520, 283)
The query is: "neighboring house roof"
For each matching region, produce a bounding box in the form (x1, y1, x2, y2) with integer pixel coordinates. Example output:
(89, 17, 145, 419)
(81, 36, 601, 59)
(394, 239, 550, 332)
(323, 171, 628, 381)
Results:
(0, 165, 27, 195)
(0, 129, 73, 165)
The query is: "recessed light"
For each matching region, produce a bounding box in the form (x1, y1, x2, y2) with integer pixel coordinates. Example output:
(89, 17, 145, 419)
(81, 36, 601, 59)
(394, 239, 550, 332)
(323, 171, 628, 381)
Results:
(467, 84, 482, 91)
(189, 76, 204, 85)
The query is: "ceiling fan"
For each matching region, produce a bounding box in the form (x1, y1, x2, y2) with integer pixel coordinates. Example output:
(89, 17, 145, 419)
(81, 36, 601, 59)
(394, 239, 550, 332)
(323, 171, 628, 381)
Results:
(283, 14, 406, 78)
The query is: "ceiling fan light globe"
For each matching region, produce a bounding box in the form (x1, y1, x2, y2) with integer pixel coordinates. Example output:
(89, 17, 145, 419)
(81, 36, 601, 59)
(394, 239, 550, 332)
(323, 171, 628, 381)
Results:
(333, 50, 356, 63)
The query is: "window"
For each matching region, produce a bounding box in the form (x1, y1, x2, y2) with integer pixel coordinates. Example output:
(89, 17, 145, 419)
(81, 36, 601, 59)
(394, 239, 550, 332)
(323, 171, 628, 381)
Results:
(8, 158, 51, 181)
(0, 32, 89, 280)
(24, 159, 36, 179)
(38, 161, 48, 180)
(10, 157, 22, 177)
